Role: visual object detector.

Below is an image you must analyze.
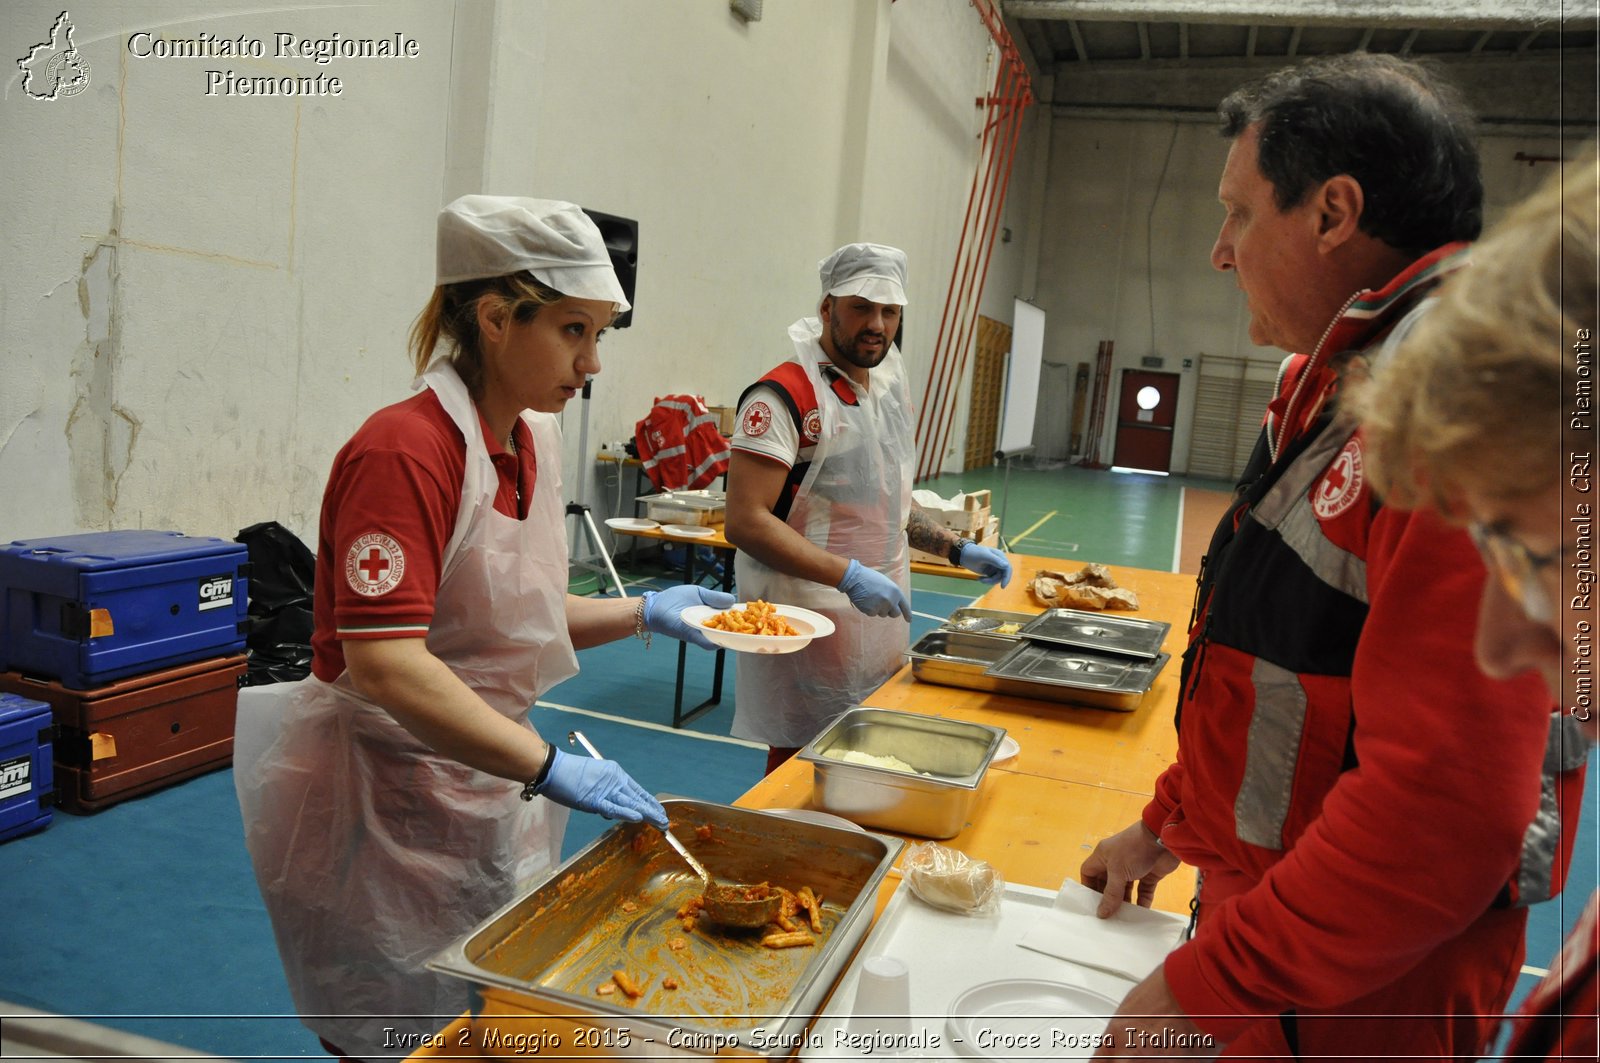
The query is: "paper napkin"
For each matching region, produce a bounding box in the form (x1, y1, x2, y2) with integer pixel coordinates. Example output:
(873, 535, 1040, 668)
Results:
(1017, 877, 1187, 982)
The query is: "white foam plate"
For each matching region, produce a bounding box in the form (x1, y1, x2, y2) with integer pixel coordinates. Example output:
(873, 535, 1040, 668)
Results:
(947, 979, 1121, 1061)
(763, 807, 864, 833)
(604, 517, 659, 532)
(992, 735, 1020, 763)
(661, 523, 716, 538)
(680, 603, 836, 654)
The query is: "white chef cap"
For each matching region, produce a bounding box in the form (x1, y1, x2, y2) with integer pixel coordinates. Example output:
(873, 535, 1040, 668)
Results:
(818, 243, 908, 307)
(435, 195, 631, 311)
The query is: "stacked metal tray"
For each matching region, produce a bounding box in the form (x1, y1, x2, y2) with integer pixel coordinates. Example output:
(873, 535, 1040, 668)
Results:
(635, 488, 727, 526)
(907, 607, 1172, 712)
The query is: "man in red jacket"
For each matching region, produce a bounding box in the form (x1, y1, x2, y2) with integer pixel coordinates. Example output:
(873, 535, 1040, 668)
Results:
(1081, 54, 1578, 1059)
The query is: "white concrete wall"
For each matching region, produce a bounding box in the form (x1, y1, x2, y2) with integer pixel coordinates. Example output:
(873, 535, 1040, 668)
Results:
(2, 0, 1032, 549)
(1033, 115, 1571, 475)
(867, 0, 1019, 476)
(515, 0, 864, 507)
(3, 0, 455, 543)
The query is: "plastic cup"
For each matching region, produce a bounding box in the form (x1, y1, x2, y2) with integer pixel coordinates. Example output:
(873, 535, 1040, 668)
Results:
(848, 954, 911, 1040)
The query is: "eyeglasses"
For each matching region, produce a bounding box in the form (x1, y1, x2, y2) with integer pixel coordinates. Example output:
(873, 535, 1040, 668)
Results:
(1467, 520, 1559, 625)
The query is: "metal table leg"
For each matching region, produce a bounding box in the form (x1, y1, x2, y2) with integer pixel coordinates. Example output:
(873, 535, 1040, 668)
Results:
(671, 543, 735, 728)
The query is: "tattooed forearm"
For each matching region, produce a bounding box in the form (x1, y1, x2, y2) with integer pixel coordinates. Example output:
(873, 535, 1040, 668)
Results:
(906, 505, 959, 556)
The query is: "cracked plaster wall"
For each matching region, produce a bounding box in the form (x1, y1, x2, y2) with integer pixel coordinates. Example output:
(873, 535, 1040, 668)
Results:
(4, 0, 1026, 549)
(2, 1, 459, 543)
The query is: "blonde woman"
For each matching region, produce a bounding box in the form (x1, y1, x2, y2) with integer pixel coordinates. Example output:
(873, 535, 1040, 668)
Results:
(234, 197, 732, 1061)
(1359, 151, 1598, 1061)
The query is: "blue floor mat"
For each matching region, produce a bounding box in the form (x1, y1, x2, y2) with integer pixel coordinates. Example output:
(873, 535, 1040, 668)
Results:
(0, 768, 318, 1058)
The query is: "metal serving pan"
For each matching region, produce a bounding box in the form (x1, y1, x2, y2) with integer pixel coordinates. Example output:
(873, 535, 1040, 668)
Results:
(986, 641, 1172, 712)
(906, 630, 1162, 711)
(798, 706, 1005, 839)
(939, 608, 1038, 637)
(637, 490, 726, 527)
(1016, 608, 1171, 659)
(428, 797, 901, 1057)
(906, 630, 1017, 684)
(635, 489, 727, 511)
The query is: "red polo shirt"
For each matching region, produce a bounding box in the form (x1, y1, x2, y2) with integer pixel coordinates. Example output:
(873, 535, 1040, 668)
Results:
(309, 388, 534, 681)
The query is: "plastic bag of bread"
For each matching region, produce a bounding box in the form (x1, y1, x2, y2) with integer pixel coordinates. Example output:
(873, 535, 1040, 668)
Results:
(1063, 562, 1116, 588)
(1028, 565, 1140, 611)
(903, 841, 1004, 916)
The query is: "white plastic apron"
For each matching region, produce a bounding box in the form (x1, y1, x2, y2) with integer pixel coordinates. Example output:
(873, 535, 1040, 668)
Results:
(233, 358, 578, 1059)
(731, 317, 915, 748)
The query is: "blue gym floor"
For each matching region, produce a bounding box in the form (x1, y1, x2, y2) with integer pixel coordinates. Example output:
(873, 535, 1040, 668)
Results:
(0, 463, 1592, 1060)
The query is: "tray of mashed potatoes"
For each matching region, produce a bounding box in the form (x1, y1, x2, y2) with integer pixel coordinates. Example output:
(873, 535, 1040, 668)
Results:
(797, 707, 1005, 839)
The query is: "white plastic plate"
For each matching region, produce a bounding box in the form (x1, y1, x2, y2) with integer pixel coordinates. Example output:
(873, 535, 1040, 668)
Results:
(992, 735, 1021, 764)
(604, 517, 659, 532)
(680, 603, 836, 654)
(661, 523, 716, 538)
(947, 979, 1121, 1061)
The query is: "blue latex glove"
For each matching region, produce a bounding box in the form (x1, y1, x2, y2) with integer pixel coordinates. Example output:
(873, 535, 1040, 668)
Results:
(535, 748, 669, 829)
(837, 558, 911, 619)
(959, 542, 1013, 587)
(642, 585, 737, 650)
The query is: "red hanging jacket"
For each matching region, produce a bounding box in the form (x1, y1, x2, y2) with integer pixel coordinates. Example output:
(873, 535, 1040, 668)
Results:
(633, 394, 731, 491)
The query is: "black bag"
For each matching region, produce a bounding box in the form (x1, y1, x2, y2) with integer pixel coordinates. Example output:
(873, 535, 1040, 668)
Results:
(234, 521, 316, 686)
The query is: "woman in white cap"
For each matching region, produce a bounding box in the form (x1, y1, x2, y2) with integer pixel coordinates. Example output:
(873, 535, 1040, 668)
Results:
(1357, 154, 1597, 1063)
(233, 196, 732, 1061)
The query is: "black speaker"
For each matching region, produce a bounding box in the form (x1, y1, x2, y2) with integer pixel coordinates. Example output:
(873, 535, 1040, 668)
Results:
(581, 208, 638, 329)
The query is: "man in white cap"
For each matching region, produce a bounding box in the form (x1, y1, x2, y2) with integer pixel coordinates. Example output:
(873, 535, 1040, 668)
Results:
(724, 242, 1012, 772)
(234, 195, 732, 1061)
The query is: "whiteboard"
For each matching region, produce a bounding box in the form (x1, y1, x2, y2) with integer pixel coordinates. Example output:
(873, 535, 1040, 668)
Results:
(998, 299, 1045, 457)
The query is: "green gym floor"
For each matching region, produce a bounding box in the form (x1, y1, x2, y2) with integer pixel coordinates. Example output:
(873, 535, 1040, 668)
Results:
(915, 462, 1222, 575)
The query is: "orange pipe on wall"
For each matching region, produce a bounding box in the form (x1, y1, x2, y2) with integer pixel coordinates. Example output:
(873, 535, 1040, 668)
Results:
(918, 60, 1017, 480)
(929, 79, 1029, 477)
(915, 2, 1032, 481)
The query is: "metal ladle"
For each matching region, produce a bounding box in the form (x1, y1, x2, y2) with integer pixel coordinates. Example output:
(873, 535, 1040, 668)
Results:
(566, 731, 781, 928)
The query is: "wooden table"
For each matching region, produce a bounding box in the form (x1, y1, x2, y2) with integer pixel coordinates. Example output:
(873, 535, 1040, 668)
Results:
(863, 560, 1192, 794)
(413, 553, 1197, 1059)
(738, 555, 1197, 913)
(910, 559, 980, 580)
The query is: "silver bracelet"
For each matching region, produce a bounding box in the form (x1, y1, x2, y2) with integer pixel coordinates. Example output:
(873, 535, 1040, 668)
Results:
(634, 594, 651, 648)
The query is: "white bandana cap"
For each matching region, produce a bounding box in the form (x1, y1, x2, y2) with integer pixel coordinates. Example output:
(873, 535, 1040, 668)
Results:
(435, 195, 630, 311)
(818, 242, 908, 306)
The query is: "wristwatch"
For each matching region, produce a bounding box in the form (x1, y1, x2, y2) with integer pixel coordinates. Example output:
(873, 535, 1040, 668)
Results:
(947, 537, 973, 565)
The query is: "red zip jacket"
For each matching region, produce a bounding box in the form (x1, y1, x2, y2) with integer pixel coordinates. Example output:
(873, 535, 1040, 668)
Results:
(1143, 246, 1580, 1049)
(634, 394, 730, 491)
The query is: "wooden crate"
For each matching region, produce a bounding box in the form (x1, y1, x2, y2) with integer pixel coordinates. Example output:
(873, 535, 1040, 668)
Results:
(919, 489, 991, 536)
(910, 515, 1001, 566)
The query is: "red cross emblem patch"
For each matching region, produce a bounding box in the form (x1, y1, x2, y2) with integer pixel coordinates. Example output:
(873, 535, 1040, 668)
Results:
(1312, 439, 1365, 520)
(345, 532, 406, 597)
(803, 409, 822, 442)
(742, 400, 773, 438)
